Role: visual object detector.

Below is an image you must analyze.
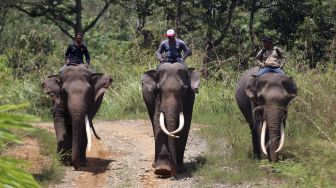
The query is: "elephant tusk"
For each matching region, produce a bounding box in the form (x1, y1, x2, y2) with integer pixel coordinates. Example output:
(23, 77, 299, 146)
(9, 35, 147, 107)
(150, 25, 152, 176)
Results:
(261, 121, 268, 155)
(85, 115, 92, 152)
(159, 112, 180, 138)
(170, 112, 184, 135)
(275, 123, 285, 153)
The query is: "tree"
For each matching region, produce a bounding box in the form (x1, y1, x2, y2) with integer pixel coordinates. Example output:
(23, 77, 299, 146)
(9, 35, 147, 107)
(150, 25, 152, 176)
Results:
(11, 0, 114, 39)
(155, 0, 186, 34)
(242, 0, 277, 51)
(261, 0, 310, 48)
(188, 0, 238, 75)
(118, 0, 155, 35)
(0, 6, 9, 40)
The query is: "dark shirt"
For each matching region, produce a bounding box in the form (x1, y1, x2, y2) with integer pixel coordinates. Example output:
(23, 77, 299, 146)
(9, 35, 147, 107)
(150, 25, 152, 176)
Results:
(156, 39, 192, 62)
(65, 43, 90, 65)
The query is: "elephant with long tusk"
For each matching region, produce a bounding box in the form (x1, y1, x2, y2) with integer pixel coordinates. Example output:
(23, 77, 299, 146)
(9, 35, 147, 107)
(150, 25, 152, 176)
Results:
(235, 67, 297, 162)
(159, 112, 185, 138)
(142, 63, 200, 176)
(42, 64, 112, 170)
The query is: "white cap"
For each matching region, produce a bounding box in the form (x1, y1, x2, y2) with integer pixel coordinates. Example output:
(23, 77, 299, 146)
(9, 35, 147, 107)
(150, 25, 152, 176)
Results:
(166, 29, 176, 37)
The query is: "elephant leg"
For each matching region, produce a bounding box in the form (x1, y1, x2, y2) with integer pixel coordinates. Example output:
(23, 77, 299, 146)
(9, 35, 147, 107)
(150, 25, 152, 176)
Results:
(53, 104, 71, 163)
(176, 94, 195, 173)
(251, 123, 261, 159)
(175, 120, 190, 173)
(168, 137, 177, 176)
(142, 82, 157, 168)
(153, 112, 171, 175)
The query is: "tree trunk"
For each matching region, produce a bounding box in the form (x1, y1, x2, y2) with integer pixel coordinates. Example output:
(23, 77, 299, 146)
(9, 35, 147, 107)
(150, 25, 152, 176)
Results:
(249, 0, 257, 51)
(75, 0, 82, 34)
(175, 0, 183, 34)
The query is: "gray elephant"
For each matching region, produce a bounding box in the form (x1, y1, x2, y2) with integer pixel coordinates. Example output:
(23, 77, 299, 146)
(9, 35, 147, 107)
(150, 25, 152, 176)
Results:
(141, 63, 200, 176)
(235, 67, 297, 162)
(42, 64, 112, 170)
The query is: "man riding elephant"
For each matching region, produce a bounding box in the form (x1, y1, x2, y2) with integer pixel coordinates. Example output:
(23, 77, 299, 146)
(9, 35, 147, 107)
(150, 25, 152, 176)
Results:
(156, 29, 192, 65)
(42, 64, 112, 170)
(236, 37, 296, 161)
(142, 63, 200, 176)
(61, 33, 90, 72)
(255, 36, 285, 77)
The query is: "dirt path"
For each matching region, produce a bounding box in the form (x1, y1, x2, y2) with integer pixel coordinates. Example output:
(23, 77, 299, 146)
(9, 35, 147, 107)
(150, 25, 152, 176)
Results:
(36, 120, 207, 188)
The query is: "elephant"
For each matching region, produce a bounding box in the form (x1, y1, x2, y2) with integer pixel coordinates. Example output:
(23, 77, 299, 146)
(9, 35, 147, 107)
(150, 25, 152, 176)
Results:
(42, 64, 112, 170)
(235, 67, 297, 162)
(141, 63, 200, 176)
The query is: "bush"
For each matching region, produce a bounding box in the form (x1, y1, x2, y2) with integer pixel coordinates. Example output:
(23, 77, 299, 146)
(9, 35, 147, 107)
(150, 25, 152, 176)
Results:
(0, 104, 40, 188)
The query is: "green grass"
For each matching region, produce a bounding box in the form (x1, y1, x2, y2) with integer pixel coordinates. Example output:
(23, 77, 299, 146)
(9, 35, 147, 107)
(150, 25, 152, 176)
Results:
(9, 128, 65, 187)
(27, 128, 64, 186)
(191, 62, 336, 187)
(1, 40, 336, 187)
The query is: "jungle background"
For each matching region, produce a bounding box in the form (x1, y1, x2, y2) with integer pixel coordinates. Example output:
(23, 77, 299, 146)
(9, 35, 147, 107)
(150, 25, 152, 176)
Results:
(0, 0, 335, 187)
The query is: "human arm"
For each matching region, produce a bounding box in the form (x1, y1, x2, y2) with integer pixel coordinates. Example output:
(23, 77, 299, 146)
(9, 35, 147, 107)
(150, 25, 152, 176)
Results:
(156, 42, 165, 62)
(275, 47, 285, 68)
(64, 45, 71, 64)
(181, 41, 192, 61)
(255, 49, 264, 62)
(83, 45, 91, 65)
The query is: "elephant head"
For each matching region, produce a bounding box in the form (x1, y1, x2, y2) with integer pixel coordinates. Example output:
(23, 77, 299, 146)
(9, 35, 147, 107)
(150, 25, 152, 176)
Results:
(42, 65, 112, 170)
(245, 73, 297, 161)
(142, 63, 200, 176)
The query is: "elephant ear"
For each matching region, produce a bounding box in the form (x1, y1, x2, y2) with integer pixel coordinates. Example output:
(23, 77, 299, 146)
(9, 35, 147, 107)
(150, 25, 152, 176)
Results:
(141, 70, 157, 92)
(188, 68, 200, 93)
(42, 75, 61, 104)
(91, 73, 113, 101)
(141, 70, 157, 124)
(283, 77, 297, 99)
(245, 75, 257, 100)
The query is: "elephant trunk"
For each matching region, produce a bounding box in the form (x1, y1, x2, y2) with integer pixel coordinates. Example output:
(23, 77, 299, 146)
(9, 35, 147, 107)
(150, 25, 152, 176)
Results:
(162, 108, 181, 175)
(68, 96, 88, 170)
(263, 107, 286, 162)
(69, 109, 85, 170)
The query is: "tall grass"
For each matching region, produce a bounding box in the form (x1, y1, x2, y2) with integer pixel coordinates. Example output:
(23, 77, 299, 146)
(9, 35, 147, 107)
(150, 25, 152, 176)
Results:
(193, 61, 336, 187)
(1, 39, 335, 187)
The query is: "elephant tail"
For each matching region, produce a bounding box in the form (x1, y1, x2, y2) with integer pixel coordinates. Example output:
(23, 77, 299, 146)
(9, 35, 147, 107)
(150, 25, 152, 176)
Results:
(89, 120, 101, 140)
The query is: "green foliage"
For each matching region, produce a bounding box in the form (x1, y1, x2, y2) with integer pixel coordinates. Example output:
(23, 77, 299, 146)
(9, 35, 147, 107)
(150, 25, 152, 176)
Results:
(27, 128, 64, 186)
(192, 60, 336, 187)
(0, 104, 40, 188)
(0, 1, 336, 186)
(4, 29, 55, 78)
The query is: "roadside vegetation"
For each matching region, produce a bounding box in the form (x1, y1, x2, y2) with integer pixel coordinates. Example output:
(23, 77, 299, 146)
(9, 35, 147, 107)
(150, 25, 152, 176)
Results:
(0, 1, 336, 187)
(0, 104, 40, 188)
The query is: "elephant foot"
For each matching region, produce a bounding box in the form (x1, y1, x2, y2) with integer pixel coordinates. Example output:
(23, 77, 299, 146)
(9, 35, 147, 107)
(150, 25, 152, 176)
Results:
(177, 163, 186, 173)
(154, 162, 171, 176)
(73, 161, 80, 171)
(80, 159, 88, 166)
(252, 152, 262, 160)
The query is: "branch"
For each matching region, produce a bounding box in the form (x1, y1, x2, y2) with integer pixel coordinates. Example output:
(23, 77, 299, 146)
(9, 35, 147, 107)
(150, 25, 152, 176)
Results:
(82, 1, 112, 33)
(48, 9, 76, 27)
(210, 0, 238, 49)
(14, 3, 76, 27)
(46, 15, 74, 39)
(14, 5, 48, 17)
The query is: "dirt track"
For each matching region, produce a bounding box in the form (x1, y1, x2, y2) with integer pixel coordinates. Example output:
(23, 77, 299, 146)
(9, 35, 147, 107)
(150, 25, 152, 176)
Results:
(36, 120, 207, 188)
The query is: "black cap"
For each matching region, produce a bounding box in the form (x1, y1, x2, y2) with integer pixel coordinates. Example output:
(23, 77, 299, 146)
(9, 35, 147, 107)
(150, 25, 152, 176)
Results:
(261, 36, 273, 42)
